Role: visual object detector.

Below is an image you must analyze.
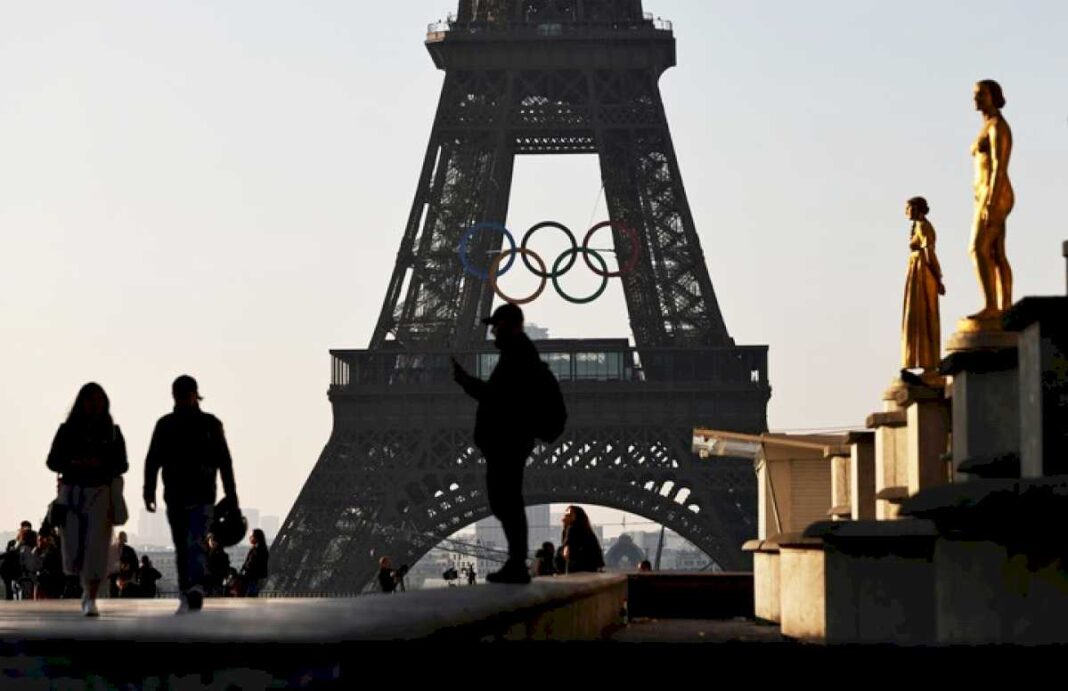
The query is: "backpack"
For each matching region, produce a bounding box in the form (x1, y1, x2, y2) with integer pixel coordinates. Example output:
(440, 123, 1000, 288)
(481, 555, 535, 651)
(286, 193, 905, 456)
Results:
(532, 361, 567, 444)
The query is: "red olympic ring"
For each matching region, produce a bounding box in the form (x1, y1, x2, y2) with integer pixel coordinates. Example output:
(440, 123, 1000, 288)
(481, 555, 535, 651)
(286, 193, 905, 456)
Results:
(488, 247, 548, 306)
(582, 221, 640, 278)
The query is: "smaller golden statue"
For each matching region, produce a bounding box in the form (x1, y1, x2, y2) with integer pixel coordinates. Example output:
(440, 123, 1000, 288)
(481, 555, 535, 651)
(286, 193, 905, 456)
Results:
(968, 79, 1014, 322)
(902, 197, 946, 378)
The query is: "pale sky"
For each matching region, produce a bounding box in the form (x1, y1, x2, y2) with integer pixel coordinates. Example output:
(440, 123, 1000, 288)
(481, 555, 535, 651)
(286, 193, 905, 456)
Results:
(2, 2, 1066, 538)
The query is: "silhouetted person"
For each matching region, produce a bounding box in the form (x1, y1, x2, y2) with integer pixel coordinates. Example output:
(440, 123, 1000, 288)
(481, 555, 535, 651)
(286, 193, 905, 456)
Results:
(557, 505, 604, 574)
(144, 375, 239, 614)
(377, 556, 397, 594)
(1, 521, 33, 600)
(47, 383, 129, 616)
(638, 560, 653, 572)
(533, 541, 556, 577)
(239, 529, 269, 597)
(395, 564, 409, 592)
(33, 533, 65, 599)
(138, 556, 162, 599)
(451, 303, 541, 584)
(205, 533, 230, 596)
(109, 531, 138, 597)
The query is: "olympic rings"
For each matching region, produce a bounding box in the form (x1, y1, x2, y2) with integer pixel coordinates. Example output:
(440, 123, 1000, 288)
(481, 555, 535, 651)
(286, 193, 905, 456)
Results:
(552, 248, 609, 304)
(583, 221, 640, 278)
(521, 221, 577, 278)
(459, 222, 517, 280)
(489, 248, 548, 305)
(459, 219, 642, 304)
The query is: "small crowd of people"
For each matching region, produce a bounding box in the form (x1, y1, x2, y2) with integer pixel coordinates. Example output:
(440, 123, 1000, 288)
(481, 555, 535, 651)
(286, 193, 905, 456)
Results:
(12, 375, 268, 616)
(206, 529, 270, 597)
(531, 505, 605, 577)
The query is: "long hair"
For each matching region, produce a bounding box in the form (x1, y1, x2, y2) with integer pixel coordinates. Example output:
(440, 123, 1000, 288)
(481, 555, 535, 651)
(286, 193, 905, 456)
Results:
(252, 529, 268, 551)
(906, 196, 930, 216)
(978, 79, 1006, 109)
(65, 382, 113, 428)
(562, 505, 594, 543)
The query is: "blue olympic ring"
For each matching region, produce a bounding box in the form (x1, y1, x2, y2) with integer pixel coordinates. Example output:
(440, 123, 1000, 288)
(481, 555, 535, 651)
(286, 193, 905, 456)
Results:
(459, 222, 517, 280)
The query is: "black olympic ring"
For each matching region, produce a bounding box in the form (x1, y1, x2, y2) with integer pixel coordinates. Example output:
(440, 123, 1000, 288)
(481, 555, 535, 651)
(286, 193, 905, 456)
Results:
(459, 220, 642, 304)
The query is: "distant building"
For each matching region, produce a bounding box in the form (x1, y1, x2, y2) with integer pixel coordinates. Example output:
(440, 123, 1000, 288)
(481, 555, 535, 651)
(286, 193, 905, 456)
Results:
(474, 505, 550, 576)
(136, 509, 171, 548)
(524, 323, 550, 340)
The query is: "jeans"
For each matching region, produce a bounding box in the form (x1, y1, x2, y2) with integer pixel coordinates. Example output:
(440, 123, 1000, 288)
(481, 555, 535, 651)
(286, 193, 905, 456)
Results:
(167, 504, 212, 594)
(484, 440, 535, 565)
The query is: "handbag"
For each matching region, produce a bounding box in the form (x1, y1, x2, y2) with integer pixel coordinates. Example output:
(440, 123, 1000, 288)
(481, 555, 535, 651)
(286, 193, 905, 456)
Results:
(47, 499, 67, 528)
(109, 476, 129, 526)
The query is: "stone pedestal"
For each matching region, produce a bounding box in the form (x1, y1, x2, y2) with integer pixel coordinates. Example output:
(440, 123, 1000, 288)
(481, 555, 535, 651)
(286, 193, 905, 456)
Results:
(902, 478, 1068, 645)
(777, 534, 825, 642)
(827, 448, 852, 520)
(892, 383, 950, 495)
(806, 519, 938, 645)
(848, 431, 876, 520)
(941, 328, 1020, 481)
(867, 386, 908, 519)
(743, 538, 781, 624)
(1005, 297, 1068, 478)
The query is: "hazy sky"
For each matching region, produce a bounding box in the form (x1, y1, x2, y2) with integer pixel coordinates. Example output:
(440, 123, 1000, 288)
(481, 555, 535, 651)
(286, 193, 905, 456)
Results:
(2, 2, 1066, 538)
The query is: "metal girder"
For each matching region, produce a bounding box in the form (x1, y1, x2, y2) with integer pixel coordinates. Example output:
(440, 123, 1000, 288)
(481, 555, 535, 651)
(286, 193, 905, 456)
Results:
(269, 420, 756, 593)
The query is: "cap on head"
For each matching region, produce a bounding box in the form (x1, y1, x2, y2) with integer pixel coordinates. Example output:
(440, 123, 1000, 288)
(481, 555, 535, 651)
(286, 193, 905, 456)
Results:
(481, 302, 524, 327)
(172, 375, 203, 401)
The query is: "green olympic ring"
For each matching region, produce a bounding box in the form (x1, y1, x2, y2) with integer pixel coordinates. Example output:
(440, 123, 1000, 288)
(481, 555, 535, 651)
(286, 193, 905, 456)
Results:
(551, 247, 609, 304)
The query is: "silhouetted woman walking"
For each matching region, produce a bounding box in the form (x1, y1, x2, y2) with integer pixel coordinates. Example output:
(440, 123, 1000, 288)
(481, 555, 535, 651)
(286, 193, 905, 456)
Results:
(47, 383, 128, 616)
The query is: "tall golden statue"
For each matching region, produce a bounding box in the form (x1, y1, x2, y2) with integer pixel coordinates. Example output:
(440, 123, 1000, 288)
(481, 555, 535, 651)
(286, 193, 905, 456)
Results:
(902, 197, 946, 375)
(969, 79, 1014, 321)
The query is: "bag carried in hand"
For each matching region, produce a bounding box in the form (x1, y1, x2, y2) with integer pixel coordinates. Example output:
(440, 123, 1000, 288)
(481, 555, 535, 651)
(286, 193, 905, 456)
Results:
(109, 476, 129, 526)
(532, 361, 567, 444)
(47, 499, 67, 529)
(212, 496, 247, 548)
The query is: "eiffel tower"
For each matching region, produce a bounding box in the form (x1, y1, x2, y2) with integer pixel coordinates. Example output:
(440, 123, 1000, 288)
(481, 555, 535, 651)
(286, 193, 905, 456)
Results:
(269, 0, 771, 592)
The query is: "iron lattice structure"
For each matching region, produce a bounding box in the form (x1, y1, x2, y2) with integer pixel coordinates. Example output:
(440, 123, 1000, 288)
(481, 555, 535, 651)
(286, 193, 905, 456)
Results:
(270, 1, 771, 592)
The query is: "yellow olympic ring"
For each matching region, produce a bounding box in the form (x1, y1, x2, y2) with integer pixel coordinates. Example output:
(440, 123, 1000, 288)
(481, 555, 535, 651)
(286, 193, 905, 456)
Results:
(488, 248, 548, 306)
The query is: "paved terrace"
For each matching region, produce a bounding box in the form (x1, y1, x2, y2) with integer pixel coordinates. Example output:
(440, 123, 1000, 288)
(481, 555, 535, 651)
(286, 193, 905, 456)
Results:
(1, 574, 1028, 686)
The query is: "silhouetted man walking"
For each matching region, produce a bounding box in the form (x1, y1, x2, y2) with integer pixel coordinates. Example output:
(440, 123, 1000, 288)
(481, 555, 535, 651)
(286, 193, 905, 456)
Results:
(144, 375, 238, 613)
(451, 303, 541, 584)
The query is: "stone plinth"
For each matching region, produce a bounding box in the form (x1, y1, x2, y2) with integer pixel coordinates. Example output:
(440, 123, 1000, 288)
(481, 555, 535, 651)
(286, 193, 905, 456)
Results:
(941, 339, 1020, 481)
(805, 519, 938, 645)
(827, 448, 852, 520)
(1004, 297, 1068, 478)
(867, 404, 907, 520)
(902, 478, 1068, 645)
(892, 383, 950, 495)
(744, 538, 781, 624)
(777, 534, 825, 642)
(848, 431, 876, 520)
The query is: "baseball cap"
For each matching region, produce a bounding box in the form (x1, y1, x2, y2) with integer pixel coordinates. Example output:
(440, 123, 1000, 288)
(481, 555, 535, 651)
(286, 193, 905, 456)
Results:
(172, 374, 203, 401)
(481, 303, 524, 326)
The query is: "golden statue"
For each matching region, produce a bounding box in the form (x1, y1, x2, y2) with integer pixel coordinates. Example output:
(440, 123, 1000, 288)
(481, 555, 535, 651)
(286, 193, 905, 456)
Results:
(902, 197, 945, 375)
(969, 79, 1014, 321)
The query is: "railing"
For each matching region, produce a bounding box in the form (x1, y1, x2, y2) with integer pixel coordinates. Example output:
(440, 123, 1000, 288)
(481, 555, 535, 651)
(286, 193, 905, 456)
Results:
(330, 342, 768, 390)
(426, 14, 672, 40)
